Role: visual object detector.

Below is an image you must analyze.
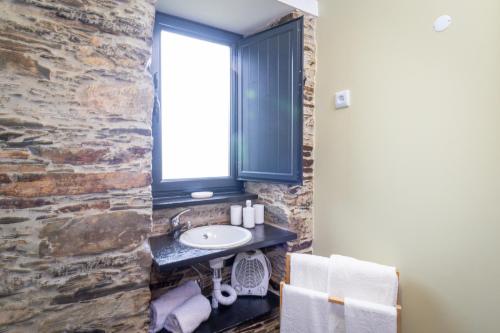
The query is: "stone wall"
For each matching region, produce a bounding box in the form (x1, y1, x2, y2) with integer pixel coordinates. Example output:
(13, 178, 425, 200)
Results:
(0, 0, 156, 332)
(151, 11, 317, 333)
(0, 3, 315, 332)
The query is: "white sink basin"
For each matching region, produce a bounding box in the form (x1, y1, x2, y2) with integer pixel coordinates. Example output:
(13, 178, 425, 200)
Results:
(179, 225, 252, 249)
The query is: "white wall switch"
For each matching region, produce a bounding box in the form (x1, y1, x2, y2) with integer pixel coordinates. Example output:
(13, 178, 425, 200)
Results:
(335, 90, 351, 109)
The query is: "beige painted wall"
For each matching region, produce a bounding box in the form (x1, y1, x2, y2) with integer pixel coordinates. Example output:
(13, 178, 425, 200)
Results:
(314, 0, 500, 332)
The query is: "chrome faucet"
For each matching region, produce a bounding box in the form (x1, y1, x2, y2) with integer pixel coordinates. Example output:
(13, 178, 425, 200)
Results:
(170, 209, 192, 239)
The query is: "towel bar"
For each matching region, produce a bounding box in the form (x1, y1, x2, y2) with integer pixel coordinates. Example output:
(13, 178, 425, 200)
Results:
(280, 253, 402, 332)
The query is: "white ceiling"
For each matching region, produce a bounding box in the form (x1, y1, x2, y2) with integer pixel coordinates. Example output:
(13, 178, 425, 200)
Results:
(155, 0, 296, 36)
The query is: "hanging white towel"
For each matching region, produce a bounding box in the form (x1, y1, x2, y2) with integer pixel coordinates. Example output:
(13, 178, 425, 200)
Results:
(327, 255, 398, 306)
(344, 298, 397, 333)
(281, 283, 345, 333)
(149, 280, 201, 333)
(164, 294, 211, 333)
(290, 253, 330, 293)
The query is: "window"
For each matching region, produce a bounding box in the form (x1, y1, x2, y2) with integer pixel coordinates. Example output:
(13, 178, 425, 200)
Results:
(152, 14, 242, 199)
(160, 31, 231, 180)
(152, 13, 303, 202)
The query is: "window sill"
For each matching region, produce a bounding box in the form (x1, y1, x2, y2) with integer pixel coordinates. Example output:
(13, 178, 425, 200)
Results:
(153, 192, 258, 210)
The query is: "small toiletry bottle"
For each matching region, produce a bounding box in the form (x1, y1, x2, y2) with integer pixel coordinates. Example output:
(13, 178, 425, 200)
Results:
(254, 204, 264, 224)
(243, 200, 255, 228)
(230, 205, 243, 226)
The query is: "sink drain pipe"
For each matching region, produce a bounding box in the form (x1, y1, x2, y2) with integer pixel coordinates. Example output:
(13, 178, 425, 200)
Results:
(209, 258, 237, 309)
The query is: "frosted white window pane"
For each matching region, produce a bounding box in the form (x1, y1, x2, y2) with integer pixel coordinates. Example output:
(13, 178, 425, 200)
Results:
(160, 30, 231, 180)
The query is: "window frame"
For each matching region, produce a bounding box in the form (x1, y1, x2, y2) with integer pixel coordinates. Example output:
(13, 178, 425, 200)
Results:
(152, 13, 243, 199)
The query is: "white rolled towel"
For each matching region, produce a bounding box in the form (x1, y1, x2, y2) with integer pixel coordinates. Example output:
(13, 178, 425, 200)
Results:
(149, 280, 201, 333)
(164, 294, 212, 333)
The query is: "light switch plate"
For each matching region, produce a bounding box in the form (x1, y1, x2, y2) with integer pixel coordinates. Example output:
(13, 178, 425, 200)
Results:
(335, 90, 351, 109)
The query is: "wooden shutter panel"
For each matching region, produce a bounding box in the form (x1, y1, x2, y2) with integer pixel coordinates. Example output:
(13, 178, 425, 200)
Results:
(237, 17, 303, 184)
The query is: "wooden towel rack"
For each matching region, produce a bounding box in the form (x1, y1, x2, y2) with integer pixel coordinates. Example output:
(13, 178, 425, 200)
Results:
(280, 253, 402, 332)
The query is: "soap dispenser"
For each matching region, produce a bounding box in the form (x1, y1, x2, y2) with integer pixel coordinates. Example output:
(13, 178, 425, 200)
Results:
(243, 200, 255, 229)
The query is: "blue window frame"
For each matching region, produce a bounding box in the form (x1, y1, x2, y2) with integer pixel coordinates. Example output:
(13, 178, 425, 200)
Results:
(152, 13, 243, 200)
(152, 14, 304, 202)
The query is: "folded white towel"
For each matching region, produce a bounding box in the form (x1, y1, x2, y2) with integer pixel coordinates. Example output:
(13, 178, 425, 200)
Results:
(149, 280, 201, 333)
(344, 298, 397, 333)
(281, 283, 344, 333)
(328, 255, 398, 306)
(290, 253, 330, 293)
(164, 294, 211, 333)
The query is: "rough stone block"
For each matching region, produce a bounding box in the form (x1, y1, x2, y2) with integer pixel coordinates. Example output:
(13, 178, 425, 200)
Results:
(0, 172, 151, 197)
(39, 211, 151, 256)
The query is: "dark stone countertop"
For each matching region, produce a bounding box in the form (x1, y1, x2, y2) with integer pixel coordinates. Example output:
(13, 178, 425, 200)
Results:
(149, 224, 297, 272)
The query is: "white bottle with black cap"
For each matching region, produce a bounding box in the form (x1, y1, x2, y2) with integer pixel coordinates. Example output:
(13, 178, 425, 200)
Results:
(243, 200, 255, 229)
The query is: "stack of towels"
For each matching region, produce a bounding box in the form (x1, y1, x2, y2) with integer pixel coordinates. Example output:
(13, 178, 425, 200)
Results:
(150, 280, 211, 333)
(281, 254, 399, 333)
